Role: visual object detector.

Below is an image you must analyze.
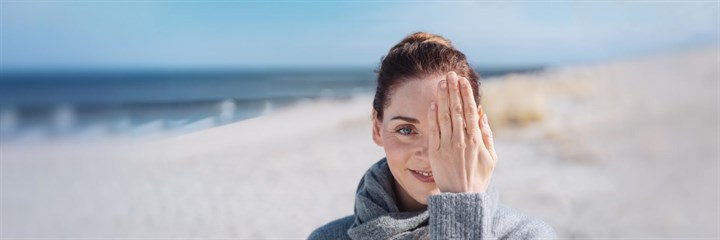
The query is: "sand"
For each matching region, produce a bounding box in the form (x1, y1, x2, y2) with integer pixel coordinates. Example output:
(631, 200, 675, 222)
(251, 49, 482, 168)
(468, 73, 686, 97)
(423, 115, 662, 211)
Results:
(1, 47, 718, 239)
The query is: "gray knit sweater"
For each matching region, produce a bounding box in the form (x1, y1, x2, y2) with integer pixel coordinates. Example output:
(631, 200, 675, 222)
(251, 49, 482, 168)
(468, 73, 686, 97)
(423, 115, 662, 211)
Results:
(309, 158, 557, 239)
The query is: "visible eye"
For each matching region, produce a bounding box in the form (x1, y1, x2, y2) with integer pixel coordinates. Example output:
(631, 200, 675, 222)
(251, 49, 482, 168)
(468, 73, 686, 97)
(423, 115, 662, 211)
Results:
(395, 126, 416, 136)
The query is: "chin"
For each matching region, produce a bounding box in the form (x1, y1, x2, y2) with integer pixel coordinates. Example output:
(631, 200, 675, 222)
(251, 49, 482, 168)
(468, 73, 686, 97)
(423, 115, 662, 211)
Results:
(407, 182, 440, 205)
(411, 189, 440, 205)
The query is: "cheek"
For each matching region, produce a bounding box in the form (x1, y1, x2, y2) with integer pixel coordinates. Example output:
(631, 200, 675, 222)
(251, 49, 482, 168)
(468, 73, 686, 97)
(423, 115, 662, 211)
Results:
(382, 136, 415, 161)
(382, 136, 418, 181)
(383, 138, 411, 187)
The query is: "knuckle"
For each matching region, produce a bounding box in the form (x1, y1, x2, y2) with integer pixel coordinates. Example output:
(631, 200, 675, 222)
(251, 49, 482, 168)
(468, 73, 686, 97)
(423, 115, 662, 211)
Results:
(453, 141, 466, 149)
(467, 135, 478, 146)
(440, 113, 451, 123)
(465, 108, 475, 116)
(485, 132, 493, 141)
(452, 104, 463, 114)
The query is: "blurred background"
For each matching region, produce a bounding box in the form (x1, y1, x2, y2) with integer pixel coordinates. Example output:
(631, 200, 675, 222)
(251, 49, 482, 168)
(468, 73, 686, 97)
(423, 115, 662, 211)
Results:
(1, 1, 718, 239)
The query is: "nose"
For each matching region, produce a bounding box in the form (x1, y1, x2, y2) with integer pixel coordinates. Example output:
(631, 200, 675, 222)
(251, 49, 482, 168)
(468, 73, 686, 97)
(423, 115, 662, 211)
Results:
(414, 135, 429, 161)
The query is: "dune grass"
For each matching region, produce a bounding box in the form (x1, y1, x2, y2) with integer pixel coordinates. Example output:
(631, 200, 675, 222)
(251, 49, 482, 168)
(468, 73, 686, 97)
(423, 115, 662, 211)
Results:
(480, 69, 595, 130)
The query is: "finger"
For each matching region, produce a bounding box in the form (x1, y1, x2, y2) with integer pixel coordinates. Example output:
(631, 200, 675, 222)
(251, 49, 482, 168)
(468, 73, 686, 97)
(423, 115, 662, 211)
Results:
(447, 72, 468, 188)
(448, 72, 465, 149)
(481, 113, 498, 163)
(437, 78, 452, 150)
(460, 77, 481, 141)
(427, 102, 440, 152)
(460, 78, 482, 187)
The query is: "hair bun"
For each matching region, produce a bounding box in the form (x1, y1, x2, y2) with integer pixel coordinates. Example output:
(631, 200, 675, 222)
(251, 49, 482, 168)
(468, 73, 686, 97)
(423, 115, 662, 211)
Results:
(397, 32, 454, 48)
(374, 31, 481, 120)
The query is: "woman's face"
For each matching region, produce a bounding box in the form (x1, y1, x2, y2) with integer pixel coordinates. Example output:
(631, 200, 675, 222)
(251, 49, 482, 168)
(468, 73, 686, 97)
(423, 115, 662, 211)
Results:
(372, 73, 445, 207)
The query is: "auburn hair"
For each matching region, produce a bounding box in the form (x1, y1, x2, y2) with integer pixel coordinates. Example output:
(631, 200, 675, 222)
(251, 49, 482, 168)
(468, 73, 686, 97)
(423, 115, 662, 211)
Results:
(372, 32, 481, 120)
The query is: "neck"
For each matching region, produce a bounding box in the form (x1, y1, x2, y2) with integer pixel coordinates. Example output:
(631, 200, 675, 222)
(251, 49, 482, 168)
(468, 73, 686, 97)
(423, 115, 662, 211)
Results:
(393, 179, 427, 212)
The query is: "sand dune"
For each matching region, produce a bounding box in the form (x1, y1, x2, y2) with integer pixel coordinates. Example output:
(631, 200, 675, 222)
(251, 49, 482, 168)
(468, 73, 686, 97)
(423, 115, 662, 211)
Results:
(487, 48, 718, 238)
(1, 48, 718, 238)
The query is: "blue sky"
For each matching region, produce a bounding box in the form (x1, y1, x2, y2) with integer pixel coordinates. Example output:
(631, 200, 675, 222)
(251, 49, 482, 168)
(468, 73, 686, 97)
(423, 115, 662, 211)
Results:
(1, 1, 718, 70)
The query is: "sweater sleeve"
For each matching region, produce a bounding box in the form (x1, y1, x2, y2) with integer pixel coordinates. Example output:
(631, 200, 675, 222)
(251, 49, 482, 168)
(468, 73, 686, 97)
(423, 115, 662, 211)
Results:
(427, 192, 496, 239)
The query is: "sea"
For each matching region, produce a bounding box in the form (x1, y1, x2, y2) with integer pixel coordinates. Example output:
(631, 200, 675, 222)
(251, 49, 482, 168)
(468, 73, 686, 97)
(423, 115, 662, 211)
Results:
(0, 67, 542, 140)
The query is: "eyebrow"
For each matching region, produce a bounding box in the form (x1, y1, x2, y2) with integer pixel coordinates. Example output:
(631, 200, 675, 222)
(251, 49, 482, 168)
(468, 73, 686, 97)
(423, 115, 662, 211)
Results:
(390, 116, 419, 124)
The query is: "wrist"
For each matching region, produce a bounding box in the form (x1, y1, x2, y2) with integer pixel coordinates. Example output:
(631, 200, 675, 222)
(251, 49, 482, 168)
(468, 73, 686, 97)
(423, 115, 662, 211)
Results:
(436, 180, 489, 193)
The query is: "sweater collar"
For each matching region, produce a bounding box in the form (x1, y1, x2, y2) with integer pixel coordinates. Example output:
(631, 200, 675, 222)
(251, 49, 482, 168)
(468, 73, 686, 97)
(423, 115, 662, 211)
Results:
(346, 157, 499, 239)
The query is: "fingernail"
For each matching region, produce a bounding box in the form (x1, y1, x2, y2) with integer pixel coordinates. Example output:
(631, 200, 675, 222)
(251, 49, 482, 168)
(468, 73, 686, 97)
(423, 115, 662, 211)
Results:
(430, 102, 436, 110)
(439, 80, 447, 89)
(482, 114, 488, 125)
(460, 78, 466, 87)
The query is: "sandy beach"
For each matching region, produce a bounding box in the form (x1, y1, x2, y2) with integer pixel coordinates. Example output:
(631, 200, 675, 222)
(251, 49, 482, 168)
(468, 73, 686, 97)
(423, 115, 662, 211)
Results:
(1, 47, 718, 239)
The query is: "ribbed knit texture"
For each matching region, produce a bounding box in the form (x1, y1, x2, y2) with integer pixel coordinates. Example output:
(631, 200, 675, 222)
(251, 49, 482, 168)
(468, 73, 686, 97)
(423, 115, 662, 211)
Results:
(428, 192, 493, 239)
(308, 158, 557, 240)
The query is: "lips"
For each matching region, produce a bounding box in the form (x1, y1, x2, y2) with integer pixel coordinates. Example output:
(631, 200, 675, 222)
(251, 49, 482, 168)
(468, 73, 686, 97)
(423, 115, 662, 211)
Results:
(409, 169, 435, 183)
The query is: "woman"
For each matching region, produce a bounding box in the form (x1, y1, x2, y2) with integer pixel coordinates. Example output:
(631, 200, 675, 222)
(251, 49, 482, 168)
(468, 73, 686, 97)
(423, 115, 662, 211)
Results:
(309, 32, 557, 239)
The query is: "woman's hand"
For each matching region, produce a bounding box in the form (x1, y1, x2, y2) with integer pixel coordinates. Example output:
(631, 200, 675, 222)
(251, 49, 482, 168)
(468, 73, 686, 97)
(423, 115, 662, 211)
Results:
(427, 71, 498, 193)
